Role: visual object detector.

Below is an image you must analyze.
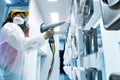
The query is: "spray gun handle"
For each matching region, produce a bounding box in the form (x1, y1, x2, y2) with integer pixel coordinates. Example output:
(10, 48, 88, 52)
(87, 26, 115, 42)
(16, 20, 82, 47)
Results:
(49, 36, 55, 43)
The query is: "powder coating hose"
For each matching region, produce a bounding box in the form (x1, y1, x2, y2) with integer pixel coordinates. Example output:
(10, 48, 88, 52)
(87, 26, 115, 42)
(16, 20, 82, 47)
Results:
(47, 36, 56, 80)
(40, 21, 66, 80)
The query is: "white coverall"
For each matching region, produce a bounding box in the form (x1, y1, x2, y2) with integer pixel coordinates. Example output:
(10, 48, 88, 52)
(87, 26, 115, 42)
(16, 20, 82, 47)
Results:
(0, 22, 45, 80)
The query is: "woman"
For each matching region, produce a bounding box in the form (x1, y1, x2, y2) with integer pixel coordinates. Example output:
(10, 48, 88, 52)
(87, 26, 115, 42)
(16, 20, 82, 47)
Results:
(0, 9, 54, 80)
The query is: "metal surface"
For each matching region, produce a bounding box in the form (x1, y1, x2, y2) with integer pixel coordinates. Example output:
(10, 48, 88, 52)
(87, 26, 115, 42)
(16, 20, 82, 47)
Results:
(102, 0, 120, 7)
(83, 1, 101, 30)
(83, 0, 94, 27)
(100, 0, 120, 30)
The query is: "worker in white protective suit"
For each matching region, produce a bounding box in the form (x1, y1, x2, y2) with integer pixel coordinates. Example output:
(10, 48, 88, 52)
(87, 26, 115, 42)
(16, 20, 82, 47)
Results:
(0, 9, 54, 80)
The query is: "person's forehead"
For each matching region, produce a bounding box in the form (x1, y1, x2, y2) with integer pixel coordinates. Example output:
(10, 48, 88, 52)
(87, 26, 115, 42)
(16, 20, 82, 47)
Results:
(16, 13, 26, 18)
(19, 12, 25, 15)
(17, 13, 25, 16)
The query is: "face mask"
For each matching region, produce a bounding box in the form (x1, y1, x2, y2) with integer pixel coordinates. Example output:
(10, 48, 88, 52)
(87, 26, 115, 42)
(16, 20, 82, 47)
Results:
(13, 16, 24, 25)
(13, 16, 27, 29)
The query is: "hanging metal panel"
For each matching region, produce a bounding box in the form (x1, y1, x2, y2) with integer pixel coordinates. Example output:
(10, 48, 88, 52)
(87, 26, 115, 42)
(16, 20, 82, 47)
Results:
(100, 0, 120, 30)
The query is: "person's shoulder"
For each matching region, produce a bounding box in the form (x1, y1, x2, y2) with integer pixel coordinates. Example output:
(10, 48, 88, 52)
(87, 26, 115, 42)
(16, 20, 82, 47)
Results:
(4, 22, 19, 29)
(2, 22, 20, 32)
(4, 22, 17, 27)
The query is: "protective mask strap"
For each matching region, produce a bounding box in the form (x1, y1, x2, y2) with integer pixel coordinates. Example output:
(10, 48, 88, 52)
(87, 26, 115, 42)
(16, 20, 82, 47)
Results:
(18, 21, 27, 29)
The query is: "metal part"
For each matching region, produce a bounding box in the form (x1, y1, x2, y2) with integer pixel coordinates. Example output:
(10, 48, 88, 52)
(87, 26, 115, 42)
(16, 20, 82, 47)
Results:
(100, 0, 120, 30)
(102, 0, 120, 7)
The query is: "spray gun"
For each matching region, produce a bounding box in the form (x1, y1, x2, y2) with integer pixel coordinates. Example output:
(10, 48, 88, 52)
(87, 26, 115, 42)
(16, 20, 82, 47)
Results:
(40, 21, 66, 33)
(40, 20, 68, 60)
(40, 21, 66, 43)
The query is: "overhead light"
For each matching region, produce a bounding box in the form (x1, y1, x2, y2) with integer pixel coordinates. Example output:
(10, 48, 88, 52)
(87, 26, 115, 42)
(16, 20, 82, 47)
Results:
(6, 0, 12, 4)
(50, 12, 59, 31)
(48, 0, 58, 1)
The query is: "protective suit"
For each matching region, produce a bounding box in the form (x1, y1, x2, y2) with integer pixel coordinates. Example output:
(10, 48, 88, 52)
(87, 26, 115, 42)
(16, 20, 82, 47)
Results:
(0, 22, 45, 80)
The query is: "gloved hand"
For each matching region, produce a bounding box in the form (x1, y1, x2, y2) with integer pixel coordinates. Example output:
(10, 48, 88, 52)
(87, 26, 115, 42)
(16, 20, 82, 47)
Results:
(44, 28, 54, 40)
(22, 24, 30, 37)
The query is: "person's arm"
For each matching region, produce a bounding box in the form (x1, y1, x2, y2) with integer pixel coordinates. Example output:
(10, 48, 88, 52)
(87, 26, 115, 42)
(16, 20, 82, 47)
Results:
(6, 23, 52, 52)
(8, 30, 45, 52)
